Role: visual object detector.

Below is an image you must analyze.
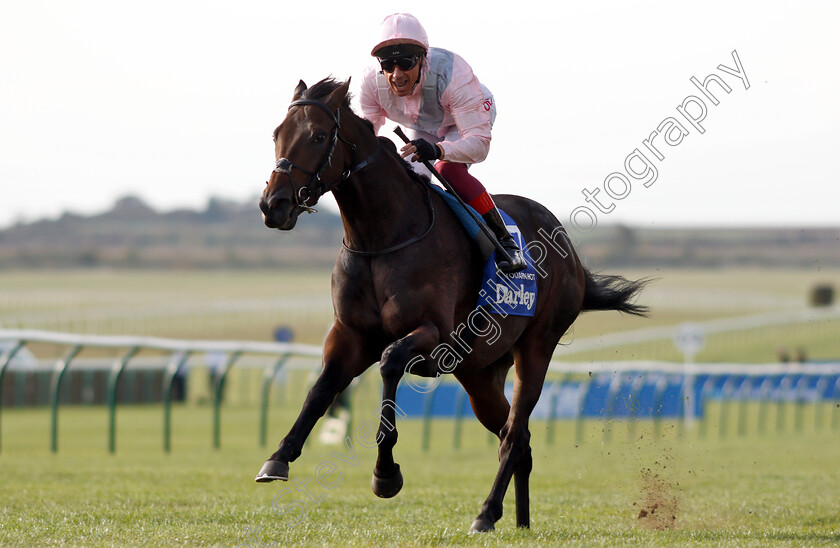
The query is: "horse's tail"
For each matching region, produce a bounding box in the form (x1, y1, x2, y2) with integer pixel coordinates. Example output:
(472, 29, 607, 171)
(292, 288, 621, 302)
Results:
(581, 266, 651, 317)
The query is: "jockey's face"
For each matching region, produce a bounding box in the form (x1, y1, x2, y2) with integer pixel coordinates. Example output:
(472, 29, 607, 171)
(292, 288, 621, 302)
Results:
(383, 57, 421, 97)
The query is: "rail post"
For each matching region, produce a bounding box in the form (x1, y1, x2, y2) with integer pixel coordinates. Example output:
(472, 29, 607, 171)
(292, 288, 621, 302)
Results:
(737, 377, 753, 437)
(757, 377, 774, 435)
(453, 387, 468, 450)
(796, 375, 813, 434)
(651, 375, 669, 439)
(163, 351, 191, 453)
(0, 340, 26, 453)
(259, 353, 291, 447)
(213, 351, 242, 449)
(814, 376, 829, 430)
(832, 377, 840, 430)
(777, 375, 793, 433)
(697, 376, 716, 439)
(546, 382, 559, 446)
(106, 346, 140, 454)
(718, 376, 742, 439)
(421, 386, 437, 452)
(602, 374, 623, 443)
(575, 377, 596, 445)
(627, 373, 646, 442)
(50, 345, 82, 453)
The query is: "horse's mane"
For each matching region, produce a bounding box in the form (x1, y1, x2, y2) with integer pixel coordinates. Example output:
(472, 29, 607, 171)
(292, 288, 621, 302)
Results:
(300, 77, 354, 109)
(376, 137, 431, 185)
(287, 77, 431, 185)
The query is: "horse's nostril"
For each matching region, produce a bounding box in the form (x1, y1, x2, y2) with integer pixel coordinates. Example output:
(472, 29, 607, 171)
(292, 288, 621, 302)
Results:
(261, 191, 283, 211)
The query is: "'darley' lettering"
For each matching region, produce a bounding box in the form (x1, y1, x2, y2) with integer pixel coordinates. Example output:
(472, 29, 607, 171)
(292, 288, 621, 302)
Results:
(494, 283, 536, 311)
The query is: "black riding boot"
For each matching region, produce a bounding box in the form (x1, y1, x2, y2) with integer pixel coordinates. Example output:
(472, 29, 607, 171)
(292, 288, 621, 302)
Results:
(482, 207, 527, 273)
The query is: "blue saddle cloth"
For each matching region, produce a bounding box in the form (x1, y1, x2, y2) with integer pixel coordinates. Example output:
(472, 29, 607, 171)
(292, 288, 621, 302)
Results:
(429, 184, 538, 317)
(429, 185, 484, 241)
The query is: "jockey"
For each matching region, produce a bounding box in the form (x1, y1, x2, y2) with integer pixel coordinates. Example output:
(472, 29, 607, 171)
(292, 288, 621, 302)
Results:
(360, 13, 527, 274)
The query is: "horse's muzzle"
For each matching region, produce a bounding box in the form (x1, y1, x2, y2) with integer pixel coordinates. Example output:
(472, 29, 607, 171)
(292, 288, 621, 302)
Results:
(259, 191, 299, 230)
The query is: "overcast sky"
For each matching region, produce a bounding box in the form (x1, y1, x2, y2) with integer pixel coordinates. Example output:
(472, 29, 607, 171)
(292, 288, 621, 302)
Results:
(1, 1, 838, 232)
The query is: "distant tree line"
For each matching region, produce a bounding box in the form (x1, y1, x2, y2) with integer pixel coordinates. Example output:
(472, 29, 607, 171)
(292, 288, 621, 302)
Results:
(0, 195, 837, 269)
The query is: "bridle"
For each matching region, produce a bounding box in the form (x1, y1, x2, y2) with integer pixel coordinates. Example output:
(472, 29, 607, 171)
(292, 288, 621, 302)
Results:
(273, 99, 379, 213)
(271, 96, 435, 257)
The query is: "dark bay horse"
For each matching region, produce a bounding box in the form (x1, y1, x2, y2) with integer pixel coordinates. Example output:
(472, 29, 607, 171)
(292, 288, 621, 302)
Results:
(256, 77, 648, 532)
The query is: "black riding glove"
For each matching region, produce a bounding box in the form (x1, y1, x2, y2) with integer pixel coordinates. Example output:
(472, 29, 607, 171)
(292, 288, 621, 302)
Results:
(410, 138, 441, 162)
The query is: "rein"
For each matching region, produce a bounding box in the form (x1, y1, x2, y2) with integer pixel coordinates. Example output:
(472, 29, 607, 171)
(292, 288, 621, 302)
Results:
(341, 180, 436, 257)
(273, 97, 436, 257)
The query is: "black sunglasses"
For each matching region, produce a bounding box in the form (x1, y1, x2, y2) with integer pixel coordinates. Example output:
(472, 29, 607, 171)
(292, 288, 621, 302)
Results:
(378, 56, 419, 72)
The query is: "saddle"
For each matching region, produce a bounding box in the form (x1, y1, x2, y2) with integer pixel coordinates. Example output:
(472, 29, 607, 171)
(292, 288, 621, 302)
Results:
(430, 184, 538, 317)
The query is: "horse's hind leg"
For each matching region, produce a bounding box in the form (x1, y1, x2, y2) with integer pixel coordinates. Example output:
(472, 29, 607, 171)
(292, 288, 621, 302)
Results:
(513, 431, 533, 528)
(478, 358, 532, 529)
(371, 322, 440, 498)
(456, 357, 527, 531)
(468, 346, 552, 533)
(455, 356, 510, 436)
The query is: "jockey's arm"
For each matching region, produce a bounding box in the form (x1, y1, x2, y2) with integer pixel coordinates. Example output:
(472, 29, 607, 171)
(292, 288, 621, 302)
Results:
(438, 64, 492, 164)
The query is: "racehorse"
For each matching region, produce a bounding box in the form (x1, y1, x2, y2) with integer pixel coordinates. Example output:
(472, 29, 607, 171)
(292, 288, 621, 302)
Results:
(256, 77, 648, 532)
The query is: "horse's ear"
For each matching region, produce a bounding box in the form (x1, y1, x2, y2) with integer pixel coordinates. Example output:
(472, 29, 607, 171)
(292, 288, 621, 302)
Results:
(293, 80, 307, 101)
(325, 78, 351, 110)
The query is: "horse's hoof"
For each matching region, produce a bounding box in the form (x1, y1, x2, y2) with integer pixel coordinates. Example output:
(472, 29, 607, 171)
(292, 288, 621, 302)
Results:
(371, 463, 403, 498)
(255, 459, 289, 483)
(469, 518, 495, 533)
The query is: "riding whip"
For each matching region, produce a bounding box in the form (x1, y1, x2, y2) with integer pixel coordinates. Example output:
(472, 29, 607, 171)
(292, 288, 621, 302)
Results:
(393, 126, 516, 266)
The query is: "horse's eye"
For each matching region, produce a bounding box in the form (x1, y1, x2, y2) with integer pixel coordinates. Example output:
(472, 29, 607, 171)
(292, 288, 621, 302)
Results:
(311, 132, 327, 145)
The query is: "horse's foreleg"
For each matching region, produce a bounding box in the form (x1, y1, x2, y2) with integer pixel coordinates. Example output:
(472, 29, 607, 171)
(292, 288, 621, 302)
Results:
(371, 322, 440, 498)
(255, 325, 370, 482)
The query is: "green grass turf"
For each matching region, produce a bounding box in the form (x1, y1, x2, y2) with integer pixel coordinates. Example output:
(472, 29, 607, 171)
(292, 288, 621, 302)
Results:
(2, 268, 839, 545)
(2, 268, 837, 353)
(1, 398, 839, 547)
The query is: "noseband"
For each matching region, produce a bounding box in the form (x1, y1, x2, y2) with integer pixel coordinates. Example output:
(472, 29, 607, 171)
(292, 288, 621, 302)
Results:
(273, 99, 378, 213)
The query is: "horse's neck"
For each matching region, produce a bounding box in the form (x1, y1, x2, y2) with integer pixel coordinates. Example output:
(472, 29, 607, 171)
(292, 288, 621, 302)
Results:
(332, 153, 430, 253)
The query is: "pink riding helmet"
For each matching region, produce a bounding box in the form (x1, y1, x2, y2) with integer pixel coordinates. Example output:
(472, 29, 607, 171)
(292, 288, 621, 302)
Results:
(371, 13, 430, 56)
